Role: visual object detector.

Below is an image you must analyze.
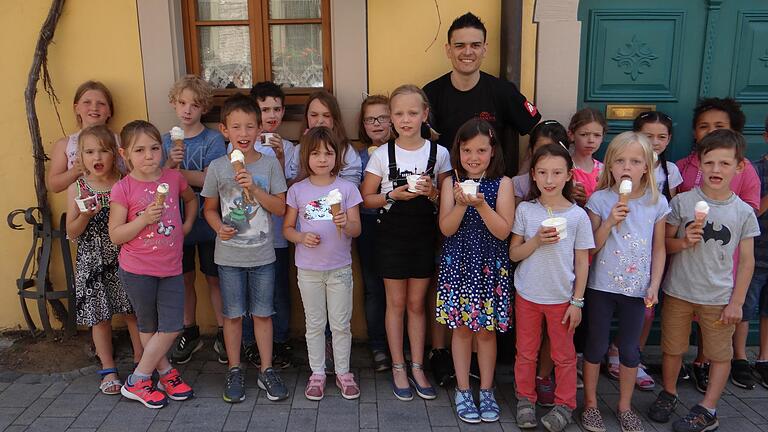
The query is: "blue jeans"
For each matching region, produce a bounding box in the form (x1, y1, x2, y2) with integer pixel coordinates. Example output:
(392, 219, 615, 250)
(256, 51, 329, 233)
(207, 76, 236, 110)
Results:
(358, 213, 387, 352)
(243, 248, 290, 344)
(743, 266, 768, 321)
(218, 263, 275, 318)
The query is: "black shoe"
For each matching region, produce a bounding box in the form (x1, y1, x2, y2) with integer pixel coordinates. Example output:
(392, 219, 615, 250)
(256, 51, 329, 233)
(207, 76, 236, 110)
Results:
(469, 353, 480, 381)
(678, 363, 690, 381)
(214, 329, 228, 365)
(730, 359, 755, 389)
(170, 327, 203, 364)
(691, 362, 709, 394)
(672, 404, 718, 432)
(372, 350, 391, 372)
(428, 348, 455, 387)
(755, 361, 768, 389)
(243, 343, 260, 368)
(257, 367, 289, 401)
(647, 390, 678, 423)
(223, 367, 245, 403)
(272, 342, 293, 369)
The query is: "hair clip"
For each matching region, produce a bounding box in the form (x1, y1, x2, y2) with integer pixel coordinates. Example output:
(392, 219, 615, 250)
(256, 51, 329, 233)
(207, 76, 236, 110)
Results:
(558, 141, 568, 151)
(541, 120, 560, 125)
(488, 128, 494, 139)
(361, 91, 370, 100)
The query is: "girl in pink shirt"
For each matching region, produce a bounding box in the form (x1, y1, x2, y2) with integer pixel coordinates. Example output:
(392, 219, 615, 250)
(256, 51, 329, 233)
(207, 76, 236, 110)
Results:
(568, 108, 607, 206)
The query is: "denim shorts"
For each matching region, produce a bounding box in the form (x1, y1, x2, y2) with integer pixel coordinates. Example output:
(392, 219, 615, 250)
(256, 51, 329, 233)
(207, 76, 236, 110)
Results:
(743, 266, 768, 321)
(117, 267, 184, 333)
(218, 263, 275, 318)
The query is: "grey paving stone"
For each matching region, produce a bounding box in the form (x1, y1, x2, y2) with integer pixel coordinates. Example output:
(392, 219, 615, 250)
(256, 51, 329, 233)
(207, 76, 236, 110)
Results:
(153, 398, 181, 421)
(14, 373, 44, 384)
(0, 371, 22, 383)
(316, 396, 358, 432)
(286, 408, 317, 432)
(223, 410, 251, 431)
(457, 419, 503, 431)
(3, 425, 27, 432)
(42, 392, 94, 417)
(70, 393, 120, 429)
(148, 420, 171, 432)
(63, 374, 100, 395)
(715, 416, 763, 432)
(500, 424, 523, 432)
(433, 427, 461, 432)
(428, 386, 452, 407)
(202, 361, 228, 373)
(378, 399, 430, 432)
(230, 395, 257, 412)
(167, 398, 229, 431)
(359, 378, 376, 403)
(41, 381, 71, 398)
(0, 383, 50, 407)
(96, 400, 158, 432)
(359, 402, 377, 429)
(247, 403, 290, 431)
(67, 429, 97, 432)
(0, 382, 10, 392)
(0, 407, 25, 430)
(191, 373, 225, 398)
(26, 416, 75, 432)
(427, 405, 457, 427)
(12, 397, 53, 425)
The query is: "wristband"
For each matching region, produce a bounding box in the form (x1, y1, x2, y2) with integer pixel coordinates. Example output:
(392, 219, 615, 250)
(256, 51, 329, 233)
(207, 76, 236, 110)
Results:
(569, 298, 584, 308)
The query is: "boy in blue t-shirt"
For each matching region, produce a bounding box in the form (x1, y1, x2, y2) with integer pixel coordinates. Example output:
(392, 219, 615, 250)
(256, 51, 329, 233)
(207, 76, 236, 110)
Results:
(163, 75, 227, 364)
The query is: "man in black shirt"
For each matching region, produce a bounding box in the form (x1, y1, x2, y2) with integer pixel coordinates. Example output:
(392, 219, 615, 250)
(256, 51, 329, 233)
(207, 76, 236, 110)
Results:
(423, 12, 541, 175)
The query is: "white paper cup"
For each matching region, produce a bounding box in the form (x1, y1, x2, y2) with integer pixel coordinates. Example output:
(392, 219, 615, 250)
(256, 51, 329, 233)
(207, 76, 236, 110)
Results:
(406, 174, 421, 192)
(459, 180, 479, 196)
(75, 195, 98, 212)
(261, 133, 275, 146)
(541, 217, 567, 240)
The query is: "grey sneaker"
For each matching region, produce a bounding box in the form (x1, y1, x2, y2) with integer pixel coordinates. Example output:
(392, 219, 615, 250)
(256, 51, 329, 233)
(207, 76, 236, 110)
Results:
(170, 331, 203, 364)
(258, 367, 289, 401)
(223, 367, 245, 403)
(214, 330, 227, 364)
(541, 404, 572, 432)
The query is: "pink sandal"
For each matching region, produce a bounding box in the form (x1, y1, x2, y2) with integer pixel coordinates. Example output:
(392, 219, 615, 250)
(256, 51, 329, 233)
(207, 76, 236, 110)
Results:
(636, 365, 655, 391)
(606, 345, 620, 380)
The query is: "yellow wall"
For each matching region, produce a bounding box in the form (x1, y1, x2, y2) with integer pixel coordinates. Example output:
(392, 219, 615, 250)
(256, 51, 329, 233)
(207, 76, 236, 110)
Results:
(0, 1, 147, 330)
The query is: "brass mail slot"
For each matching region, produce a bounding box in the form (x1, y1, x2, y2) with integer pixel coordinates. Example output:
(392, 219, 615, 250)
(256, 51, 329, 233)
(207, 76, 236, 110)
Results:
(605, 104, 656, 120)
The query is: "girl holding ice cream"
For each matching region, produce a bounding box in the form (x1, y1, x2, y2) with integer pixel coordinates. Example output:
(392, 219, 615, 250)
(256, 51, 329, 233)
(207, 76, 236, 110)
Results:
(509, 143, 594, 432)
(361, 84, 451, 401)
(435, 118, 514, 423)
(109, 120, 198, 409)
(283, 127, 363, 401)
(580, 132, 669, 432)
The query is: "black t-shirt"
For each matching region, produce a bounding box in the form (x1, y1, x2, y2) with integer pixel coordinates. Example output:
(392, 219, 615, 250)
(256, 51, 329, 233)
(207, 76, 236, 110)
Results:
(423, 71, 541, 165)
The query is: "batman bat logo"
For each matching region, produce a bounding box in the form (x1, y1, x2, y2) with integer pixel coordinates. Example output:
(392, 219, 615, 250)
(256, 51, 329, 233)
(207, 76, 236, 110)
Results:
(685, 220, 731, 246)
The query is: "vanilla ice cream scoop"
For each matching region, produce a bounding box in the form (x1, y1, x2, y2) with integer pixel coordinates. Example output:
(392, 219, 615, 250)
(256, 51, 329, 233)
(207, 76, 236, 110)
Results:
(230, 149, 245, 163)
(619, 179, 633, 195)
(326, 188, 343, 205)
(156, 183, 169, 194)
(695, 200, 710, 214)
(170, 126, 184, 141)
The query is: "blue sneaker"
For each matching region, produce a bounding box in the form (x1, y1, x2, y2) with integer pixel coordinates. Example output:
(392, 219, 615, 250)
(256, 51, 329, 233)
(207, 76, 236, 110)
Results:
(478, 388, 500, 422)
(455, 389, 481, 424)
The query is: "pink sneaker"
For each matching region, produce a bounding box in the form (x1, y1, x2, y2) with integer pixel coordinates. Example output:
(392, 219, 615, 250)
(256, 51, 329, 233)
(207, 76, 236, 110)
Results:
(121, 376, 168, 409)
(305, 373, 326, 401)
(157, 368, 194, 401)
(336, 372, 360, 400)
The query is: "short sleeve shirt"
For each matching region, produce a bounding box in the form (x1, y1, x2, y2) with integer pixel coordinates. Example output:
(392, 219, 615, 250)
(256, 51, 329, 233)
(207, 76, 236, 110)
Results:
(654, 161, 683, 194)
(586, 189, 670, 298)
(662, 188, 760, 305)
(201, 153, 287, 267)
(286, 177, 363, 271)
(512, 200, 595, 304)
(111, 169, 189, 277)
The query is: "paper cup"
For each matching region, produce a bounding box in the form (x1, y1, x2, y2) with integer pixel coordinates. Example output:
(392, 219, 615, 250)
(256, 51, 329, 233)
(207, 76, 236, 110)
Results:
(541, 217, 567, 240)
(75, 195, 98, 212)
(406, 174, 421, 193)
(459, 180, 479, 196)
(261, 133, 275, 146)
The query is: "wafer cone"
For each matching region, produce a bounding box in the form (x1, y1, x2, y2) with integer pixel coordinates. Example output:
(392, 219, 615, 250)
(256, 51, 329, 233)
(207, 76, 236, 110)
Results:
(154, 183, 169, 208)
(330, 203, 342, 238)
(231, 160, 255, 204)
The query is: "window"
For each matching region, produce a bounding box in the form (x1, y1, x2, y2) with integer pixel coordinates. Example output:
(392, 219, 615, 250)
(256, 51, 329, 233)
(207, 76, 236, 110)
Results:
(181, 0, 332, 101)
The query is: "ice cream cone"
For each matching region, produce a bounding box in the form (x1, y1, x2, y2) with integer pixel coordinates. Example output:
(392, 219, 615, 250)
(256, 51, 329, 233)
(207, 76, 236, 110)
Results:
(154, 183, 169, 208)
(230, 150, 255, 204)
(330, 203, 342, 238)
(326, 188, 344, 239)
(170, 127, 185, 164)
(616, 179, 632, 229)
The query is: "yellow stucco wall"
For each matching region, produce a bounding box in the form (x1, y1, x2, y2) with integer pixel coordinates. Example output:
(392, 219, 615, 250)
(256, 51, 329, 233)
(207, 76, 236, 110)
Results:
(0, 1, 147, 330)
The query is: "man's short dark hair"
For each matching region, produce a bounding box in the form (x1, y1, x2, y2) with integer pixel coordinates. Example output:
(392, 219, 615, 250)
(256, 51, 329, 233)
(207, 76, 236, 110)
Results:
(221, 93, 261, 126)
(447, 12, 486, 42)
(697, 129, 746, 162)
(250, 81, 285, 106)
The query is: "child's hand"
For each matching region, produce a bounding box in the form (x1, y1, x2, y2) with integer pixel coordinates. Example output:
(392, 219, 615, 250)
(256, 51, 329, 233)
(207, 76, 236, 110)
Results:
(218, 224, 237, 241)
(644, 288, 659, 308)
(166, 146, 184, 168)
(720, 302, 743, 325)
(464, 192, 486, 208)
(267, 133, 283, 149)
(414, 175, 433, 196)
(607, 201, 629, 226)
(141, 202, 163, 225)
(572, 181, 587, 206)
(683, 222, 704, 248)
(561, 305, 582, 332)
(452, 182, 470, 207)
(301, 232, 321, 247)
(333, 210, 347, 229)
(78, 201, 101, 218)
(536, 225, 560, 245)
(390, 184, 418, 201)
(235, 168, 254, 190)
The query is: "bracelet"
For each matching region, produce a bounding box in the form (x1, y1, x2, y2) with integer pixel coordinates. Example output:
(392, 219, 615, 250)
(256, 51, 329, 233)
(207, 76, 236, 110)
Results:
(571, 296, 585, 302)
(428, 191, 439, 203)
(569, 298, 585, 308)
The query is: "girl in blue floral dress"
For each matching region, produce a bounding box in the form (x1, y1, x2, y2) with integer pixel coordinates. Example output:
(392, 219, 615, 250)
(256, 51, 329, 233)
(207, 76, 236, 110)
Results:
(435, 119, 515, 423)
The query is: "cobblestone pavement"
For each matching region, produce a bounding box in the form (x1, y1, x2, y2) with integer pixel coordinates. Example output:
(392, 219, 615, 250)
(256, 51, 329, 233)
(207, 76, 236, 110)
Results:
(0, 341, 767, 431)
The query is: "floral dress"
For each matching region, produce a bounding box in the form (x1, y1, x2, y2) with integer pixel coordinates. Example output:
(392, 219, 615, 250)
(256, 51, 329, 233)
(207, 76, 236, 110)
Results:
(74, 178, 133, 326)
(435, 177, 511, 332)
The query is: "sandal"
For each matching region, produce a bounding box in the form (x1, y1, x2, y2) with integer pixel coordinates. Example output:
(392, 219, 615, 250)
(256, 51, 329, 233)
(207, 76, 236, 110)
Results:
(479, 388, 500, 422)
(606, 345, 620, 380)
(391, 363, 413, 401)
(98, 367, 122, 395)
(408, 362, 437, 400)
(635, 365, 655, 391)
(516, 398, 537, 429)
(454, 388, 480, 424)
(541, 405, 572, 432)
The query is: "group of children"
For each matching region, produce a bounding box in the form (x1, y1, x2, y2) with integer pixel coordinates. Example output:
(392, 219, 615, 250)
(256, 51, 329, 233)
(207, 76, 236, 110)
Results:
(51, 74, 768, 432)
